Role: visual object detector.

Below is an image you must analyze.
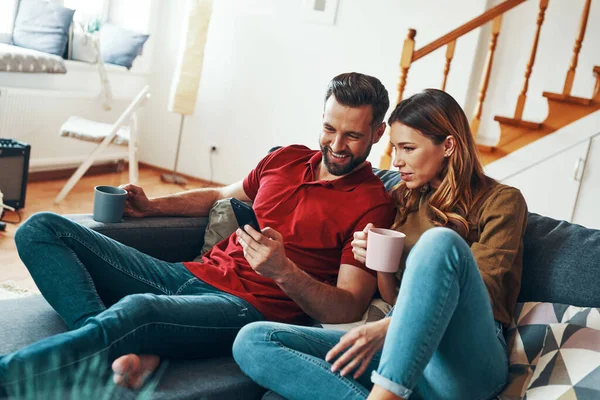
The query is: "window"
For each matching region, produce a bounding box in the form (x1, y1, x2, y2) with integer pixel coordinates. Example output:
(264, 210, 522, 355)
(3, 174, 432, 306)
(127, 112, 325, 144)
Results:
(63, 0, 109, 31)
(0, 0, 18, 43)
(60, 0, 152, 34)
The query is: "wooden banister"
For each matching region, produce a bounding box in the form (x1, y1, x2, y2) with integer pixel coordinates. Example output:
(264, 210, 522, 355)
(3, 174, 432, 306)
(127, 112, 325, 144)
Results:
(412, 0, 526, 62)
(563, 0, 592, 96)
(378, 0, 532, 170)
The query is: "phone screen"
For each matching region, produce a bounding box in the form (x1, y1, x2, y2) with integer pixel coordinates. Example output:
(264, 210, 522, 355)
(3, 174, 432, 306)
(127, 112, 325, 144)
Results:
(230, 198, 261, 231)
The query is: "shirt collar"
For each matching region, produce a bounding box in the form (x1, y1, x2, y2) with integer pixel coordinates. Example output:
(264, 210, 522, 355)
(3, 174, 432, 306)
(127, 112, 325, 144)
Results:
(305, 151, 374, 192)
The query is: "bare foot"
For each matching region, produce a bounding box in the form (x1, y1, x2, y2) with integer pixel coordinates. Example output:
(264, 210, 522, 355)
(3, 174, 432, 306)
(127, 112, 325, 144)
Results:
(112, 354, 160, 389)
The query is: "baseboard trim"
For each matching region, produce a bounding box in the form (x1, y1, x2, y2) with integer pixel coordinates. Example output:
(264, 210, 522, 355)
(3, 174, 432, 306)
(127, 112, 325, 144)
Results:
(28, 161, 124, 182)
(138, 162, 222, 186)
(28, 161, 222, 187)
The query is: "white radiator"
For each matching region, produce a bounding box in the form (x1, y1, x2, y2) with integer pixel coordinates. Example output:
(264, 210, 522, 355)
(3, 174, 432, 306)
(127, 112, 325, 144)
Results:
(0, 87, 130, 171)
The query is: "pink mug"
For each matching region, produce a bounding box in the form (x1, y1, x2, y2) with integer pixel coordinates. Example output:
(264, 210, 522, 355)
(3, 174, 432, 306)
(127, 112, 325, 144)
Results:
(365, 228, 406, 273)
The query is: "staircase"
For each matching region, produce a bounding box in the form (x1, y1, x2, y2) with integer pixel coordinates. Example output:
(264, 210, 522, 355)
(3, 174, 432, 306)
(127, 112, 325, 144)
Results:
(379, 0, 598, 169)
(480, 65, 600, 164)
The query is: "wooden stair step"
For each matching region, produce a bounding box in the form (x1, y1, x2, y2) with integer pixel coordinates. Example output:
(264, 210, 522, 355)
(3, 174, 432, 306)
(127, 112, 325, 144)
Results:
(494, 116, 542, 130)
(543, 91, 592, 106)
(476, 144, 494, 153)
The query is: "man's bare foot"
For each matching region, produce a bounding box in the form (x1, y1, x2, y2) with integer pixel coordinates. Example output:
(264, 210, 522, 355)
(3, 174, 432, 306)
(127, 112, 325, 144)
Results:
(112, 354, 160, 389)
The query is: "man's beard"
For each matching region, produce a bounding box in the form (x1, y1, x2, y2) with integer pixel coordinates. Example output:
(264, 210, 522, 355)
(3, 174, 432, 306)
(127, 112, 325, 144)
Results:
(320, 143, 372, 176)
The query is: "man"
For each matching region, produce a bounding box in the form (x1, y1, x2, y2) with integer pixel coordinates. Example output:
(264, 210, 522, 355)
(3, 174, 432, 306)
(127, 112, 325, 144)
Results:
(1, 72, 395, 390)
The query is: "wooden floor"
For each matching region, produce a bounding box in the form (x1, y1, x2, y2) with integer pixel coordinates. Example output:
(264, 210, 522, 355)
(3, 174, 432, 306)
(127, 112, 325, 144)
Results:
(0, 166, 214, 292)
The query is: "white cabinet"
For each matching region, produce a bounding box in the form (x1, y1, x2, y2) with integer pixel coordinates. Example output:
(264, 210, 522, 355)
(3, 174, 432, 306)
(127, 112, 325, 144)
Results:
(502, 141, 590, 223)
(572, 135, 600, 229)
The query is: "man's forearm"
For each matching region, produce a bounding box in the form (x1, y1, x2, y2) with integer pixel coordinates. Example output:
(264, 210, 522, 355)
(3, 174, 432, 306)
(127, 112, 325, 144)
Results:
(276, 262, 366, 324)
(147, 188, 221, 217)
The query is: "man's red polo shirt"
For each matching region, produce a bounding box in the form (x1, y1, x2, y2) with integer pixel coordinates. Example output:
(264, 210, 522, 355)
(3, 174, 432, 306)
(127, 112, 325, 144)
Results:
(184, 145, 395, 324)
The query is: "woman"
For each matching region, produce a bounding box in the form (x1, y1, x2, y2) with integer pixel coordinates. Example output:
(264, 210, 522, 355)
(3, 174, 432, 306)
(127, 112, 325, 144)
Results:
(232, 89, 528, 400)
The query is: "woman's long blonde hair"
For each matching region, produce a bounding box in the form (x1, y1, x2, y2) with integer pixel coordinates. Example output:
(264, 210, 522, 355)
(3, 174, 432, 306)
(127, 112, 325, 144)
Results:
(390, 89, 493, 238)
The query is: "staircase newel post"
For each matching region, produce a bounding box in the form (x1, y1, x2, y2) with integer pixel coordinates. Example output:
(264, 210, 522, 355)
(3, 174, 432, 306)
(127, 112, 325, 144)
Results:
(379, 29, 416, 170)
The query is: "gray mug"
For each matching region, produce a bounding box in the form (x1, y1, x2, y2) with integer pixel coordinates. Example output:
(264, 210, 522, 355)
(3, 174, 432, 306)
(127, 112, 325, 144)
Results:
(93, 185, 127, 223)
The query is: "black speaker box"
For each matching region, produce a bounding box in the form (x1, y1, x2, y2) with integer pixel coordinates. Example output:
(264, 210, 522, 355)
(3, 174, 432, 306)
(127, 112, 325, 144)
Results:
(0, 138, 31, 209)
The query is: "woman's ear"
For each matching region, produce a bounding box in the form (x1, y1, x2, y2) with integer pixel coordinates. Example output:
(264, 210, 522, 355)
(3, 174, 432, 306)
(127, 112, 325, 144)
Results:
(443, 136, 456, 158)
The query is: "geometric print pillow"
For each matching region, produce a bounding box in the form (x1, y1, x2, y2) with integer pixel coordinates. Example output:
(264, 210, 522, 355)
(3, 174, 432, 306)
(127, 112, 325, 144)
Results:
(524, 324, 600, 399)
(498, 303, 600, 400)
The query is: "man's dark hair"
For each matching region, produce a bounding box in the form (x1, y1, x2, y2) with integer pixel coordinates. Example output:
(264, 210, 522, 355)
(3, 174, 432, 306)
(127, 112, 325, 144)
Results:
(324, 72, 390, 128)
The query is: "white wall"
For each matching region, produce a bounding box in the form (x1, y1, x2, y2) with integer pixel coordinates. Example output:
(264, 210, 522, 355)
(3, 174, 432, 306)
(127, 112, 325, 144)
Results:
(139, 0, 487, 184)
(472, 0, 600, 145)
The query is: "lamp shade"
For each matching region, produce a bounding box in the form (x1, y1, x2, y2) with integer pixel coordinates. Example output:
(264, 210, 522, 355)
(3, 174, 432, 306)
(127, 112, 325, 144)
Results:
(168, 0, 213, 116)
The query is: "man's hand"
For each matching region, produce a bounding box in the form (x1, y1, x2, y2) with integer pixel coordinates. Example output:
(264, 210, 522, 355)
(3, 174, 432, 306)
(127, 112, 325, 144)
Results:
(236, 225, 295, 283)
(325, 317, 391, 379)
(119, 184, 153, 218)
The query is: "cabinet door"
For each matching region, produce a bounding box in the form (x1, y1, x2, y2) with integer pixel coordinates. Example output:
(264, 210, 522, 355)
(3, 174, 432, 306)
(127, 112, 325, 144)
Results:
(572, 134, 600, 229)
(502, 141, 589, 222)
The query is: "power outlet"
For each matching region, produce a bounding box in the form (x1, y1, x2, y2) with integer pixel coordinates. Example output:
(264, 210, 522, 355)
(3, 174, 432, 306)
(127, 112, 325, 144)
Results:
(304, 0, 339, 25)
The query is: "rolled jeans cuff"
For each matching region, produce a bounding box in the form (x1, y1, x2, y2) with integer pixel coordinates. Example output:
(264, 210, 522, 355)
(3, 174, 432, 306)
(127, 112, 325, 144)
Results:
(371, 371, 412, 399)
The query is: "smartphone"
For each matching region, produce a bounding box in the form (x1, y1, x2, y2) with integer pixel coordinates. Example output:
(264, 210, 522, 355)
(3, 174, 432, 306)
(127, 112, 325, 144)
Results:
(230, 198, 261, 232)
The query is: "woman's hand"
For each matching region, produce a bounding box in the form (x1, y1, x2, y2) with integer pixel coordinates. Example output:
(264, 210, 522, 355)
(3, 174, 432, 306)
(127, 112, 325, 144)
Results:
(351, 223, 373, 263)
(325, 317, 391, 379)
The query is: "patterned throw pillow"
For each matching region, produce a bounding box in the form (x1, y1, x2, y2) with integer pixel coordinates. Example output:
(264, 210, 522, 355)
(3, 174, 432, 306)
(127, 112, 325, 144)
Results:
(524, 324, 600, 399)
(499, 303, 600, 400)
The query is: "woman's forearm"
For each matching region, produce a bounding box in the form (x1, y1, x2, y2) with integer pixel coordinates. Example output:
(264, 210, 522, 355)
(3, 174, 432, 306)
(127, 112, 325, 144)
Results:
(378, 272, 399, 305)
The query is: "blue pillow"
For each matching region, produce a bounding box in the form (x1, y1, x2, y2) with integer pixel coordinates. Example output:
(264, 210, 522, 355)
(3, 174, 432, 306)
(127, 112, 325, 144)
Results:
(12, 0, 74, 57)
(100, 23, 149, 69)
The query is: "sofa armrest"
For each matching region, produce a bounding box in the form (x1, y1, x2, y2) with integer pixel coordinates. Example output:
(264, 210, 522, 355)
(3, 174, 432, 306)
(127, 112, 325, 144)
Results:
(64, 214, 209, 262)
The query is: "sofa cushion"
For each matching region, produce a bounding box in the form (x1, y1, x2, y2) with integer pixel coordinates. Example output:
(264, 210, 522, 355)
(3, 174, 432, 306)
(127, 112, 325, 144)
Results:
(520, 213, 600, 307)
(524, 324, 600, 399)
(0, 295, 265, 399)
(0, 296, 68, 354)
(12, 0, 74, 57)
(0, 42, 67, 73)
(499, 302, 600, 400)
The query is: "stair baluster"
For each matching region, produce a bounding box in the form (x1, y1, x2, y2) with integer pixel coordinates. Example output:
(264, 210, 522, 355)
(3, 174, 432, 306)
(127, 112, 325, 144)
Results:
(593, 67, 600, 102)
(471, 16, 502, 141)
(492, 0, 548, 148)
(441, 40, 456, 92)
(563, 0, 592, 96)
(515, 0, 549, 120)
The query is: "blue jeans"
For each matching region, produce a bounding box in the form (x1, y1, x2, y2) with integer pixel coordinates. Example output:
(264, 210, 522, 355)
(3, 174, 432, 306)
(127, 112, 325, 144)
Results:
(1, 212, 264, 388)
(233, 227, 508, 400)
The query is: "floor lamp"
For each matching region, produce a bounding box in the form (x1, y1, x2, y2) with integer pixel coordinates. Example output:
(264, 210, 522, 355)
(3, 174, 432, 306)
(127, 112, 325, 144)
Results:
(161, 0, 213, 185)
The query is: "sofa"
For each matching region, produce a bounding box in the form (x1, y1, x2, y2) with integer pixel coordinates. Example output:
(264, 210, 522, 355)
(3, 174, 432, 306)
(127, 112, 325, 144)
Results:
(1, 170, 600, 399)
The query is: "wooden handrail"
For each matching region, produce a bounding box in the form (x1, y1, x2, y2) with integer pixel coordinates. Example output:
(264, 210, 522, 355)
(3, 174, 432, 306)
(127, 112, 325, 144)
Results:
(412, 0, 526, 62)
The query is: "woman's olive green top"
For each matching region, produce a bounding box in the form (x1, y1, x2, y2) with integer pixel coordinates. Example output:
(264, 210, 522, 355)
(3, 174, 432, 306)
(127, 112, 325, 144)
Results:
(394, 182, 528, 326)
